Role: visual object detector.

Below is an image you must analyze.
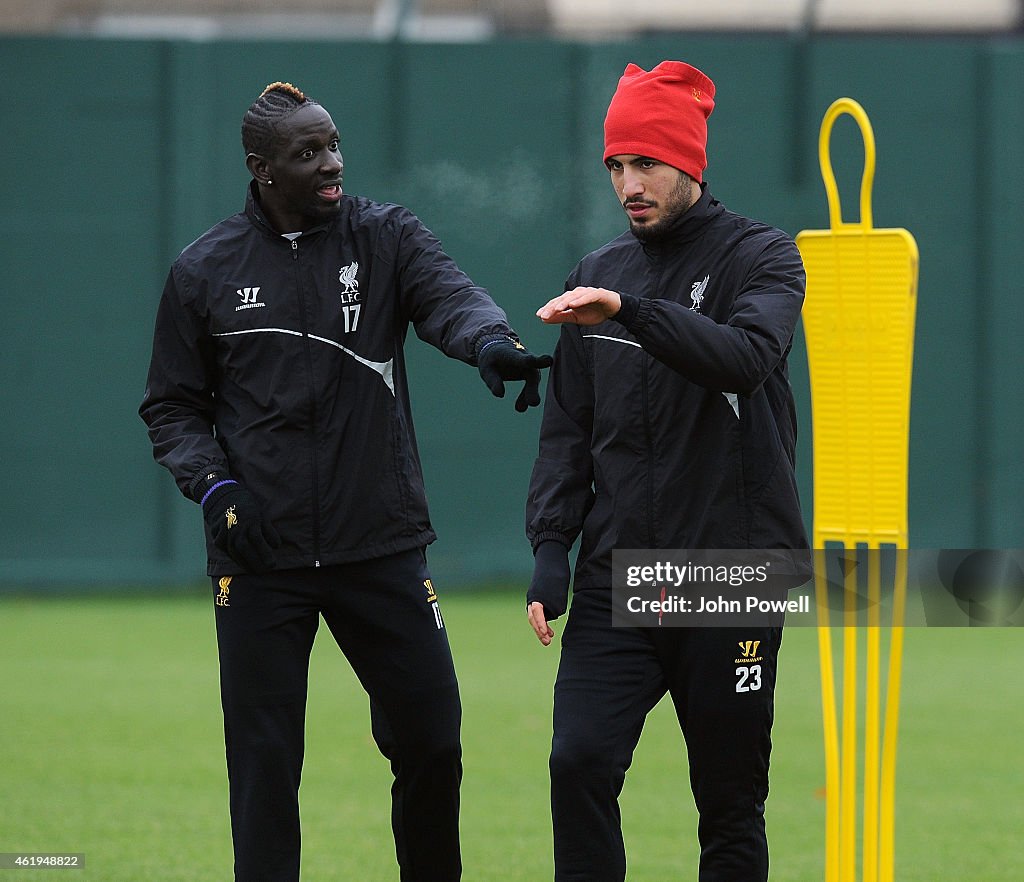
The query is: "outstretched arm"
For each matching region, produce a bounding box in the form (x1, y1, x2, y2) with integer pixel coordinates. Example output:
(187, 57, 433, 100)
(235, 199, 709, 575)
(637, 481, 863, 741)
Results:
(538, 236, 805, 395)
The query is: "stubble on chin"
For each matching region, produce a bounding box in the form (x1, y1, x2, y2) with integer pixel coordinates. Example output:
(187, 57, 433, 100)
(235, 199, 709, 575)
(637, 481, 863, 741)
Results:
(627, 178, 697, 243)
(628, 211, 674, 242)
(628, 216, 657, 241)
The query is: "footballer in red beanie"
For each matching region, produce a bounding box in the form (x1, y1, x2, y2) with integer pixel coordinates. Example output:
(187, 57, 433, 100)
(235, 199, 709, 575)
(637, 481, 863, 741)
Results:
(531, 54, 807, 882)
(603, 60, 716, 182)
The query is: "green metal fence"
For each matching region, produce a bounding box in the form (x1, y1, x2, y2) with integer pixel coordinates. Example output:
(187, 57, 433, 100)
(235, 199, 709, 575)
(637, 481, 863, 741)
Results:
(1, 34, 1021, 587)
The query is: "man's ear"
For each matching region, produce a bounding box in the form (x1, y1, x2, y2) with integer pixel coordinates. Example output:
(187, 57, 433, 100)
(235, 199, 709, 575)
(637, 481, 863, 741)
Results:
(246, 153, 271, 186)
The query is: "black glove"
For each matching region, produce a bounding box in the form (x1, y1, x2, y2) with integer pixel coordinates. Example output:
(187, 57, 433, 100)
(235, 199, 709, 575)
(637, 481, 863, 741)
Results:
(477, 335, 553, 412)
(527, 540, 571, 621)
(201, 480, 281, 574)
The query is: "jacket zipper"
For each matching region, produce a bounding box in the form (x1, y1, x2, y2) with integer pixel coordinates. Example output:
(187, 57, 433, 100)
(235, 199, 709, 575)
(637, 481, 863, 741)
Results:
(643, 257, 663, 549)
(641, 356, 656, 549)
(292, 238, 322, 567)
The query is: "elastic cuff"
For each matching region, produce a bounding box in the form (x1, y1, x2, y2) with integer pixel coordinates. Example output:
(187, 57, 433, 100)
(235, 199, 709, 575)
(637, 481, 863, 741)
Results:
(189, 466, 230, 503)
(631, 297, 655, 331)
(532, 532, 571, 552)
(610, 292, 641, 330)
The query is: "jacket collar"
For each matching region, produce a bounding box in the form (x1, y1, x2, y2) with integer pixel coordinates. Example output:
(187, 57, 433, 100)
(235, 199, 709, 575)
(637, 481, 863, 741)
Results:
(244, 180, 335, 238)
(244, 180, 275, 233)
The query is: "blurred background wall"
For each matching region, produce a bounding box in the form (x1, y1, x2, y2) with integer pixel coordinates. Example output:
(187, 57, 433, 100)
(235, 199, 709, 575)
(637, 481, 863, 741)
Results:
(1, 1, 1022, 589)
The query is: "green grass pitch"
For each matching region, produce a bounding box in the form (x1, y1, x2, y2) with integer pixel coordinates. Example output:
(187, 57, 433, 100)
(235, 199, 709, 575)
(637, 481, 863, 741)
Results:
(1, 590, 1021, 880)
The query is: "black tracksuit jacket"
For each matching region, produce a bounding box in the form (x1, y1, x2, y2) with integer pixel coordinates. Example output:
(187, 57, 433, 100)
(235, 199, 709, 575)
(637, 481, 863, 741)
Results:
(526, 186, 808, 591)
(141, 183, 514, 574)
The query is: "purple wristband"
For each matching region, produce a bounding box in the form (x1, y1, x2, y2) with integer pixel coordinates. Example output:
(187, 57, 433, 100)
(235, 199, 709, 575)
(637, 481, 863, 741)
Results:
(200, 479, 238, 506)
(478, 336, 518, 358)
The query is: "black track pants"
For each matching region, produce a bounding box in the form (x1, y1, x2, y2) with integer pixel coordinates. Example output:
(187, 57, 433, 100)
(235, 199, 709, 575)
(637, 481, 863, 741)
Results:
(549, 590, 781, 882)
(211, 548, 462, 882)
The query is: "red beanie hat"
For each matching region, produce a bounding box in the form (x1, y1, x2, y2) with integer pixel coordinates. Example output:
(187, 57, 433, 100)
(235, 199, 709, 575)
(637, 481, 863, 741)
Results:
(603, 61, 716, 182)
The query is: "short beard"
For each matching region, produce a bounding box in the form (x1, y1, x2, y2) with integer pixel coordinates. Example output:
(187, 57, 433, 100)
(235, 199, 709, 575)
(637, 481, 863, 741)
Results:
(627, 173, 697, 242)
